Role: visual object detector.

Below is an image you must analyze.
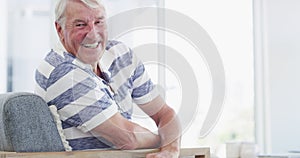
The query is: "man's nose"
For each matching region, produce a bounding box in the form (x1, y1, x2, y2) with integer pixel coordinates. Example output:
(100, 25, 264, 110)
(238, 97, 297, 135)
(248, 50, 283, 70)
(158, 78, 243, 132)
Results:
(86, 24, 99, 39)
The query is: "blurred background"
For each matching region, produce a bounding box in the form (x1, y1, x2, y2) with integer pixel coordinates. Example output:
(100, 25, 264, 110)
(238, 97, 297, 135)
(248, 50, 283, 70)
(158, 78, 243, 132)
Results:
(0, 0, 299, 157)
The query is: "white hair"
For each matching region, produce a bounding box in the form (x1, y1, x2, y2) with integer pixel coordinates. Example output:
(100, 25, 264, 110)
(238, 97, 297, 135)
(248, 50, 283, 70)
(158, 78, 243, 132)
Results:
(55, 0, 104, 28)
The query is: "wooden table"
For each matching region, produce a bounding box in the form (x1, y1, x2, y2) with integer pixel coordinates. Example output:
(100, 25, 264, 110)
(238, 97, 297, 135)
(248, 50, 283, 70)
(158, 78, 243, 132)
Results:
(0, 147, 210, 158)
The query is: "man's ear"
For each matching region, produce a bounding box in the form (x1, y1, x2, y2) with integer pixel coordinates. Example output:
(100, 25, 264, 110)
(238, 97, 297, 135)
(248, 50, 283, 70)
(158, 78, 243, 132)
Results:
(55, 22, 64, 42)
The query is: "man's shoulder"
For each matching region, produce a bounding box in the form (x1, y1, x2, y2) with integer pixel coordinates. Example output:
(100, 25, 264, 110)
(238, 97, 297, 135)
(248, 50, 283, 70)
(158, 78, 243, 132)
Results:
(36, 50, 75, 79)
(106, 40, 131, 54)
(43, 49, 73, 67)
(106, 40, 122, 50)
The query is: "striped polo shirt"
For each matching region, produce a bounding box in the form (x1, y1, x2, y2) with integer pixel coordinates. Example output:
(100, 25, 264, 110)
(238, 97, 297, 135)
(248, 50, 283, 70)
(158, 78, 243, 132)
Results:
(34, 40, 159, 150)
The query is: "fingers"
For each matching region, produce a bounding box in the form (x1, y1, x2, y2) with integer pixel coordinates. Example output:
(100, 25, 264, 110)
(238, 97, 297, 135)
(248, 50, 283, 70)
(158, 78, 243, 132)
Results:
(146, 151, 179, 158)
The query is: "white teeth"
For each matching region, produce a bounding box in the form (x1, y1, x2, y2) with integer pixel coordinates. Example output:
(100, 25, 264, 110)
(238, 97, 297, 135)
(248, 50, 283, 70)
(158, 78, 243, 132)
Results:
(83, 42, 99, 48)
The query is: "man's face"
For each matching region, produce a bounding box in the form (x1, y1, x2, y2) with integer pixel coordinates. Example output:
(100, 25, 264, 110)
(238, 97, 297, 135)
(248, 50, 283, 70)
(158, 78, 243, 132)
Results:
(56, 0, 108, 65)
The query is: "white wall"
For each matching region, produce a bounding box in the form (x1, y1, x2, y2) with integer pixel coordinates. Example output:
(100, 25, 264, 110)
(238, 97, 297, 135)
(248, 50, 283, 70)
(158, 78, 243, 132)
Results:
(0, 0, 7, 92)
(7, 0, 52, 92)
(255, 0, 300, 154)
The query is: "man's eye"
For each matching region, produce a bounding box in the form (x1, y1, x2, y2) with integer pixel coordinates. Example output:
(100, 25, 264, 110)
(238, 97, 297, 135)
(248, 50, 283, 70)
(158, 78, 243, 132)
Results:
(75, 23, 86, 27)
(95, 20, 105, 25)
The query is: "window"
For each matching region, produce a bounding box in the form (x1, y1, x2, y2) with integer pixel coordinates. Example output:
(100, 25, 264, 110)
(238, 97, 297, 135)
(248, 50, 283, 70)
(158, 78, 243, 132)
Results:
(164, 0, 255, 155)
(6, 0, 52, 92)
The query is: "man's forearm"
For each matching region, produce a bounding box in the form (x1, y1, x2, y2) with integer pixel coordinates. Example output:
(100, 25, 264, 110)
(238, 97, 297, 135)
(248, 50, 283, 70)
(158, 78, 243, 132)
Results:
(139, 96, 182, 155)
(91, 113, 161, 150)
(147, 104, 182, 158)
(157, 107, 181, 149)
(133, 124, 161, 149)
(149, 103, 181, 149)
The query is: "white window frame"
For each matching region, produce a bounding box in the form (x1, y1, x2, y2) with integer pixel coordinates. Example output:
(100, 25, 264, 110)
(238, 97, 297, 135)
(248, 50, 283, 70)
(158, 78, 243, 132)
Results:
(0, 0, 7, 93)
(253, 0, 272, 154)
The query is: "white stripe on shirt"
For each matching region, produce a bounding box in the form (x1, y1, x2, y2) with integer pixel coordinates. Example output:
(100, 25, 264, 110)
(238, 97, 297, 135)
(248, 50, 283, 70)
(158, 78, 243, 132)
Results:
(45, 68, 89, 102)
(78, 103, 119, 132)
(58, 88, 106, 121)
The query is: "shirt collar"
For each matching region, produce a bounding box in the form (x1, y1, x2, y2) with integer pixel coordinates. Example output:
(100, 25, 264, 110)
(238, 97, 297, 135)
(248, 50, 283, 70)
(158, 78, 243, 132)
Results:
(63, 50, 113, 80)
(99, 50, 114, 79)
(63, 52, 93, 70)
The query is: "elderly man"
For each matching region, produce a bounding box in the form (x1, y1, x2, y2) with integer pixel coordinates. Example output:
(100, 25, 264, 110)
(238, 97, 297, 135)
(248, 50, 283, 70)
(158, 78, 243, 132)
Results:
(35, 0, 181, 157)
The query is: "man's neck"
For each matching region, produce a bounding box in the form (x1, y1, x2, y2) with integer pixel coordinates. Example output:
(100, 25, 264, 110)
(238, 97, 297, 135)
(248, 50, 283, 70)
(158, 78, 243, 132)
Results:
(94, 65, 103, 79)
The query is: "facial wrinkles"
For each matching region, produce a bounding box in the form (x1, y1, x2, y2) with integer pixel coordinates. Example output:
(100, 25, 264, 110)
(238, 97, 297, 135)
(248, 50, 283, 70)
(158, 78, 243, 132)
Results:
(81, 22, 103, 49)
(61, 1, 107, 60)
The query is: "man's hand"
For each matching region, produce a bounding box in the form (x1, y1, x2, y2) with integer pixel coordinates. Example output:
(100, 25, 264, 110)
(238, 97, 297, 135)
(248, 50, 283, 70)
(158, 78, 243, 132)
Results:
(139, 96, 182, 158)
(146, 140, 180, 158)
(146, 150, 179, 158)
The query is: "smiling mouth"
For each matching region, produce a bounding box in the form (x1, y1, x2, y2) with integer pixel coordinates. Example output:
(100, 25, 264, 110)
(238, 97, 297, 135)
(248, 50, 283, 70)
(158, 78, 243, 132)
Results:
(82, 42, 100, 49)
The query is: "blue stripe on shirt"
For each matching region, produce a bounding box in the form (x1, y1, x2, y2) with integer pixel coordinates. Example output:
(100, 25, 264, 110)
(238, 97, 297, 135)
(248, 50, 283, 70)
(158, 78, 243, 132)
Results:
(62, 122, 73, 129)
(105, 40, 121, 50)
(45, 50, 65, 67)
(64, 95, 112, 127)
(48, 77, 97, 110)
(63, 52, 76, 62)
(35, 70, 48, 90)
(120, 109, 132, 120)
(68, 137, 111, 150)
(131, 79, 154, 98)
(114, 78, 133, 102)
(113, 63, 145, 102)
(47, 63, 77, 89)
(132, 63, 145, 81)
(108, 50, 133, 78)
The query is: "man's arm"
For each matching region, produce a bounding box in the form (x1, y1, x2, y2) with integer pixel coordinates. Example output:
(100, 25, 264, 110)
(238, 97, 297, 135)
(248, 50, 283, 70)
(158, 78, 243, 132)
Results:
(139, 96, 182, 158)
(43, 63, 160, 150)
(91, 112, 161, 150)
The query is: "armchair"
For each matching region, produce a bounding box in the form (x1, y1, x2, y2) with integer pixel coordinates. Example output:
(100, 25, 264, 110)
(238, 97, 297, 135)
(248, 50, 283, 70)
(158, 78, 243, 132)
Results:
(0, 92, 211, 158)
(0, 92, 65, 152)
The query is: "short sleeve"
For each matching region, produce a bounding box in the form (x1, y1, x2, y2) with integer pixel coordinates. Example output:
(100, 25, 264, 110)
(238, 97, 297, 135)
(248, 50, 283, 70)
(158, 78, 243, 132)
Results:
(45, 63, 118, 132)
(129, 51, 160, 105)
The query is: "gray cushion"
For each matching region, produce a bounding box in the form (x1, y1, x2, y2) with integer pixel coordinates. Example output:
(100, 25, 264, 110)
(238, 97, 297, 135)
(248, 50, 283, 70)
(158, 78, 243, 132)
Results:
(0, 92, 65, 152)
